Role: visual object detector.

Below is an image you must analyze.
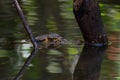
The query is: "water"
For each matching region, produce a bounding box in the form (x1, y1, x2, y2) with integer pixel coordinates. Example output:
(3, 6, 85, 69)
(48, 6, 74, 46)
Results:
(0, 0, 120, 80)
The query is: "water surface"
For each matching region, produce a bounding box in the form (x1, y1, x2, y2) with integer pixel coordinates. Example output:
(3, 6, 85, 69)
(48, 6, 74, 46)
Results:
(0, 0, 120, 80)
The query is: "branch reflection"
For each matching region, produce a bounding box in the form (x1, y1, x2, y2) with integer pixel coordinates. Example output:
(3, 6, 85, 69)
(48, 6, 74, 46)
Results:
(73, 45, 107, 80)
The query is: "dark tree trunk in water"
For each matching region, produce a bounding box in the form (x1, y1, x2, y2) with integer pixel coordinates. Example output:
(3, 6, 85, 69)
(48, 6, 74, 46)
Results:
(73, 45, 106, 80)
(73, 0, 108, 45)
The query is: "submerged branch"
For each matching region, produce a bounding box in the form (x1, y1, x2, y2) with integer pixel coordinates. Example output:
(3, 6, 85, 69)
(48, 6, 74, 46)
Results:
(13, 49, 39, 80)
(12, 0, 39, 80)
(12, 0, 38, 48)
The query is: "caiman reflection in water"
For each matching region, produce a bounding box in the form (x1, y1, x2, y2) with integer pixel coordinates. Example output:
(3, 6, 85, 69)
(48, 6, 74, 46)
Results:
(73, 45, 107, 80)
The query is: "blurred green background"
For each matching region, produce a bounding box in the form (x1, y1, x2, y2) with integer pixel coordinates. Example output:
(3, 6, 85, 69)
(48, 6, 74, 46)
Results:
(0, 0, 120, 80)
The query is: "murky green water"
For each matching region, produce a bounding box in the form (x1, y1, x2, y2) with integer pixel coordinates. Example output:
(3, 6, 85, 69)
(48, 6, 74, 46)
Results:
(0, 0, 120, 80)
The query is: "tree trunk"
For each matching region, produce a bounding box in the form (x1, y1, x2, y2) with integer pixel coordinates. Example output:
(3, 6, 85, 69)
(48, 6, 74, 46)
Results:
(73, 45, 106, 80)
(73, 0, 108, 45)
